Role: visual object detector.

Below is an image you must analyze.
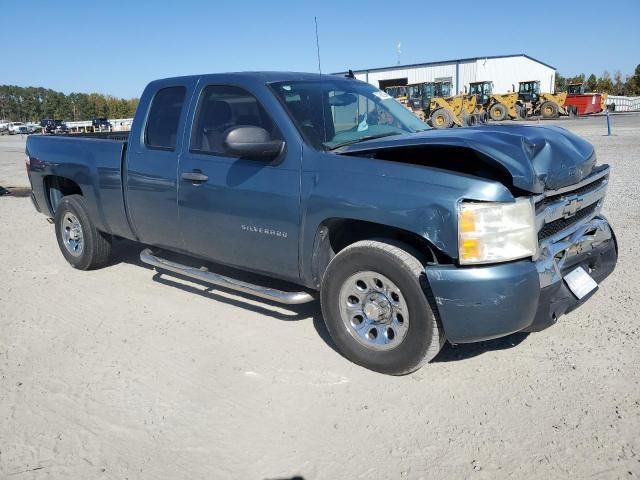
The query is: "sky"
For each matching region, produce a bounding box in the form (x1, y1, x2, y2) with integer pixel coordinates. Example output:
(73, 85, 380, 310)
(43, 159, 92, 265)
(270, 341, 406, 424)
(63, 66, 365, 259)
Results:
(2, 0, 638, 99)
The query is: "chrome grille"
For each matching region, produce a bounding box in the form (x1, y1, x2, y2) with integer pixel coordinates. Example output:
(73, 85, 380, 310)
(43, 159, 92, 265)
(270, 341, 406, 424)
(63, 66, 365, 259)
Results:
(534, 166, 609, 244)
(538, 203, 598, 241)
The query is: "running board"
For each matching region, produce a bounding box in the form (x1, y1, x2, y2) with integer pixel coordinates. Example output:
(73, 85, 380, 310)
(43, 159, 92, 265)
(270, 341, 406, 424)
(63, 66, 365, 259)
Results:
(139, 248, 315, 305)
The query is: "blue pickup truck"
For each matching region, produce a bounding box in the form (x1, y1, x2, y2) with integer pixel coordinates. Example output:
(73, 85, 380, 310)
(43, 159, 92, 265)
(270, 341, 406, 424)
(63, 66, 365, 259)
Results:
(25, 72, 617, 374)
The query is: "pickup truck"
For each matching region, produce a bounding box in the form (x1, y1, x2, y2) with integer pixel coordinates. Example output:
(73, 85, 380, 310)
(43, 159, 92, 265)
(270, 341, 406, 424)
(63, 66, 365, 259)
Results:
(25, 72, 618, 375)
(40, 119, 70, 135)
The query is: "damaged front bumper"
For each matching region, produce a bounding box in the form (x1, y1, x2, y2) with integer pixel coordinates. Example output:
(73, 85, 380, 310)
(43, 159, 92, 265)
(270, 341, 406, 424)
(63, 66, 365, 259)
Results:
(425, 215, 617, 344)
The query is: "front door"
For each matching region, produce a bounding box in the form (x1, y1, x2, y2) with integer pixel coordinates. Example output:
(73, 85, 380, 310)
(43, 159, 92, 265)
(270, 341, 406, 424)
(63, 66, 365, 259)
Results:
(177, 84, 301, 282)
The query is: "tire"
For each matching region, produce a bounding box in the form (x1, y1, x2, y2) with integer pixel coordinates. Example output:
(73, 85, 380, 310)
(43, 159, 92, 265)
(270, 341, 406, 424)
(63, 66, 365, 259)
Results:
(489, 103, 507, 121)
(462, 113, 475, 126)
(430, 108, 453, 129)
(54, 194, 112, 270)
(320, 240, 444, 375)
(540, 101, 559, 119)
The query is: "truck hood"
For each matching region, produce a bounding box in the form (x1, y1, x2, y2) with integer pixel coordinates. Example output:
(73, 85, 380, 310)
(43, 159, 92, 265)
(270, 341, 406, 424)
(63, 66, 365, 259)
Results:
(335, 124, 596, 193)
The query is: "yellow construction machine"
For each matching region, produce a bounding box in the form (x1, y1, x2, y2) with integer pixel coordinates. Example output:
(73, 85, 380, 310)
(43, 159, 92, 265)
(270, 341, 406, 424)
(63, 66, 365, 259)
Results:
(468, 81, 521, 121)
(429, 91, 478, 128)
(516, 80, 567, 119)
(404, 81, 482, 128)
(383, 85, 409, 106)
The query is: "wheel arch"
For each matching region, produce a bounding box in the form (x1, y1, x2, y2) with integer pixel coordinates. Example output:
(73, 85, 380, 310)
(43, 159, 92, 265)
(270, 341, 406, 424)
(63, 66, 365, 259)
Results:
(308, 217, 452, 289)
(44, 175, 83, 215)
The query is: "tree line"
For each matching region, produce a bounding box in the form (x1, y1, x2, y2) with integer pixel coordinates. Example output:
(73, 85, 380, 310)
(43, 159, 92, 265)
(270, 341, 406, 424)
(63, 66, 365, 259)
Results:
(0, 85, 139, 122)
(2, 64, 639, 122)
(555, 64, 640, 96)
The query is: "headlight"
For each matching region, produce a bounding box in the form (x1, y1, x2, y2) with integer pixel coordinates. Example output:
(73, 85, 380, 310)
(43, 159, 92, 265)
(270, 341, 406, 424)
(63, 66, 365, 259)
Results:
(458, 198, 537, 265)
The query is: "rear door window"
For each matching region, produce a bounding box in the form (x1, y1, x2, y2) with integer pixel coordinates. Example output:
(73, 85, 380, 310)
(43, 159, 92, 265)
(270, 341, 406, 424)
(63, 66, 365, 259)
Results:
(145, 86, 186, 150)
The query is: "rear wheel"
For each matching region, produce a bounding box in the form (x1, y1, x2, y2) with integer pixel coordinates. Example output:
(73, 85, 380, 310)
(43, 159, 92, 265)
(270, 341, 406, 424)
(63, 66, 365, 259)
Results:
(540, 101, 559, 119)
(320, 240, 444, 375)
(430, 109, 453, 129)
(54, 195, 112, 270)
(489, 103, 507, 121)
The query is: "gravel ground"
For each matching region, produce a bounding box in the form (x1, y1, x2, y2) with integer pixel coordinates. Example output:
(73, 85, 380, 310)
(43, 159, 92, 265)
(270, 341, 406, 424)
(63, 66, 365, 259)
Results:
(1, 115, 639, 479)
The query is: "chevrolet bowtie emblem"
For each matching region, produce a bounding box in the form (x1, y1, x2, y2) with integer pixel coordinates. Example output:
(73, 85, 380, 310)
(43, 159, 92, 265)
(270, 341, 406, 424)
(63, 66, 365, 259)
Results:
(562, 198, 583, 218)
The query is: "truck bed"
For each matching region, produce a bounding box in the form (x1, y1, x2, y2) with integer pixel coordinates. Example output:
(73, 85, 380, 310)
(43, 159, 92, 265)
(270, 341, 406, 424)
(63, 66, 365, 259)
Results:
(55, 131, 130, 142)
(26, 134, 134, 239)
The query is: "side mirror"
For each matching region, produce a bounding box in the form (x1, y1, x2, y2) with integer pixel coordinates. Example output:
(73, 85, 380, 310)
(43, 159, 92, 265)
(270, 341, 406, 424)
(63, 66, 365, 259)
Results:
(223, 126, 284, 160)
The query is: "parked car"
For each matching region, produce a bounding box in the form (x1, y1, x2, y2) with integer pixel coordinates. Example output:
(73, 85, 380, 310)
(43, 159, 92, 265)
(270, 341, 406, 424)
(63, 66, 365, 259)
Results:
(40, 119, 70, 134)
(25, 123, 41, 134)
(92, 117, 112, 132)
(25, 72, 617, 374)
(7, 122, 27, 134)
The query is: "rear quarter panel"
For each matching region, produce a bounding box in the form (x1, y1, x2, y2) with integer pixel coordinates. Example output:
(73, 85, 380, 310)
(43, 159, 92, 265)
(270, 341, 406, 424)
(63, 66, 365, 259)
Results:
(26, 135, 133, 238)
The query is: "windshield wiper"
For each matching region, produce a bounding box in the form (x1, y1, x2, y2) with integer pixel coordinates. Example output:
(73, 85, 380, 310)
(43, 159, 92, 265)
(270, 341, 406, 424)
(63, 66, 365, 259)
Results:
(324, 131, 403, 151)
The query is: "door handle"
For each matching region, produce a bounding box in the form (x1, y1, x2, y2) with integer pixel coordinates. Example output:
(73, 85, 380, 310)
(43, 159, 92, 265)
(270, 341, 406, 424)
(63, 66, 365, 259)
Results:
(181, 171, 209, 183)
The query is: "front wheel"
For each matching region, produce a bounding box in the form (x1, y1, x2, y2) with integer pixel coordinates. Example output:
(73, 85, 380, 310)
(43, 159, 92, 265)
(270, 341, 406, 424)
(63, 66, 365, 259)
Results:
(540, 101, 559, 119)
(489, 103, 508, 121)
(320, 240, 444, 375)
(54, 195, 112, 270)
(430, 108, 453, 129)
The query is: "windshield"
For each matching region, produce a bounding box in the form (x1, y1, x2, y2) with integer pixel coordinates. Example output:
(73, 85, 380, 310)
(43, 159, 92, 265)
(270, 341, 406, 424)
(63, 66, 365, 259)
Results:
(435, 82, 451, 98)
(385, 86, 407, 98)
(271, 80, 428, 150)
(408, 83, 432, 100)
(568, 84, 583, 94)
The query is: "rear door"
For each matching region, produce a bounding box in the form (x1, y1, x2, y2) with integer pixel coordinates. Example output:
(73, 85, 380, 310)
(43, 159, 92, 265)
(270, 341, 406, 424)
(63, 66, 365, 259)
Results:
(125, 79, 197, 248)
(177, 83, 301, 282)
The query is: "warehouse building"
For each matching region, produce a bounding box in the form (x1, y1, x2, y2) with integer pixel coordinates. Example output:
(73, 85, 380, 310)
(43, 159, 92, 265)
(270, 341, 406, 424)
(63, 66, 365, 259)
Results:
(337, 54, 556, 94)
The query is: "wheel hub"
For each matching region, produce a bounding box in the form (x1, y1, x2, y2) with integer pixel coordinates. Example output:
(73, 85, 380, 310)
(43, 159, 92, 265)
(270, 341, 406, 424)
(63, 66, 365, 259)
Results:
(338, 271, 409, 351)
(61, 212, 84, 257)
(363, 293, 392, 323)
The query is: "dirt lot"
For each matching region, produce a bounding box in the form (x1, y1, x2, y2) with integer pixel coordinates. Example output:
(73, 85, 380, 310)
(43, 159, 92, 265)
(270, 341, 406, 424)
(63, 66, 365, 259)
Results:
(1, 115, 639, 479)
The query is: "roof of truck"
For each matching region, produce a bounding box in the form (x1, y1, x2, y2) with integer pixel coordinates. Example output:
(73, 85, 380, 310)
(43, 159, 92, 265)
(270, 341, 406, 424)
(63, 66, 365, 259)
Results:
(154, 71, 355, 83)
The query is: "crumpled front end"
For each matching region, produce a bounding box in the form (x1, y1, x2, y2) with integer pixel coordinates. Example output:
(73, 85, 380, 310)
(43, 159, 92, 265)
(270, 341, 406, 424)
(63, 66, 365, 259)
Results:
(526, 216, 616, 333)
(425, 164, 617, 344)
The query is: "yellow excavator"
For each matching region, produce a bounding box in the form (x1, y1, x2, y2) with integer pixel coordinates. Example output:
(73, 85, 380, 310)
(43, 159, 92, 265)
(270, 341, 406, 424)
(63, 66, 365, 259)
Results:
(468, 81, 521, 121)
(516, 80, 567, 119)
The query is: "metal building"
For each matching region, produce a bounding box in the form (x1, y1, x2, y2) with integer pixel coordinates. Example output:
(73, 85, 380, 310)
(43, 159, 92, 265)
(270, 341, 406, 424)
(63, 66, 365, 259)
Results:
(338, 54, 556, 95)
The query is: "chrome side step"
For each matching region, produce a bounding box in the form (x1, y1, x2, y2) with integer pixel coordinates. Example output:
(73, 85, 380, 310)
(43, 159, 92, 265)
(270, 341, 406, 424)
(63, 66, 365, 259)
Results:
(139, 248, 315, 305)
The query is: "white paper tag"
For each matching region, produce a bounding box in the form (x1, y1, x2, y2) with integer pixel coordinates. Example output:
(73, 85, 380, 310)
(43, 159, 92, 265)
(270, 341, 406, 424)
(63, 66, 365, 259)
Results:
(373, 91, 392, 100)
(564, 266, 598, 300)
